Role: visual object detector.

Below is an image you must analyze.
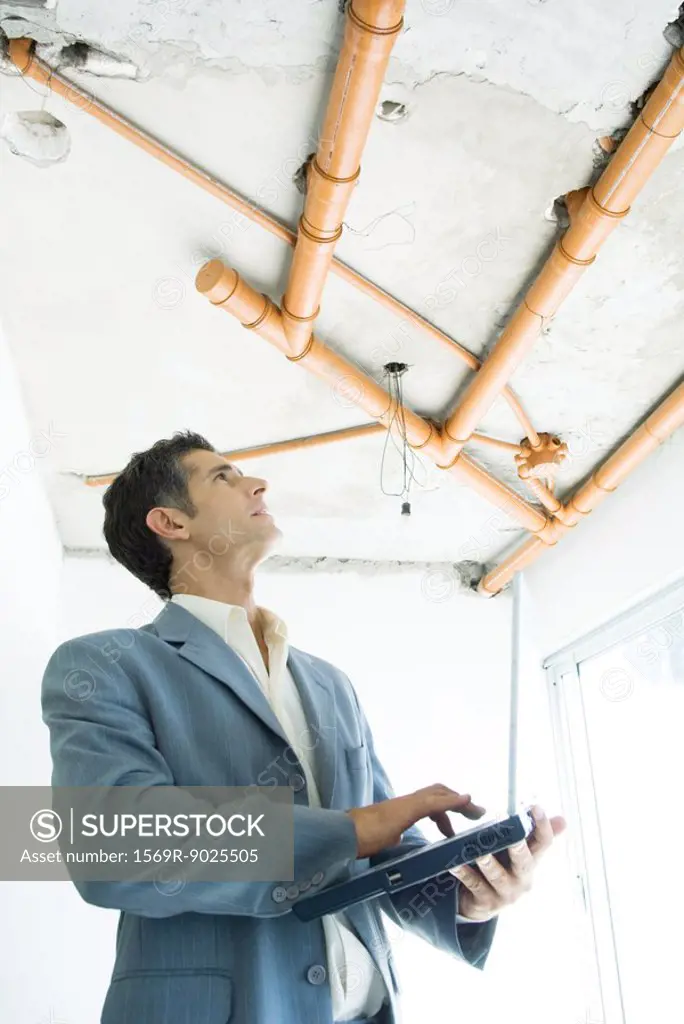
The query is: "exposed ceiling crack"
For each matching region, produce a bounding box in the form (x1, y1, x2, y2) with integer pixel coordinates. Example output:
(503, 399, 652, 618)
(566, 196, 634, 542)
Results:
(343, 203, 416, 252)
(404, 68, 469, 93)
(387, 55, 661, 135)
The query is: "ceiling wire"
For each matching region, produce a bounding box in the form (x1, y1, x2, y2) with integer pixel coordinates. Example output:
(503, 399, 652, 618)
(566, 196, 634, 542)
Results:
(379, 362, 429, 513)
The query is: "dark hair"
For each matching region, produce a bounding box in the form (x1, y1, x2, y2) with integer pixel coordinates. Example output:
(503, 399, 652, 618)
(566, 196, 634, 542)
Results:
(102, 430, 216, 600)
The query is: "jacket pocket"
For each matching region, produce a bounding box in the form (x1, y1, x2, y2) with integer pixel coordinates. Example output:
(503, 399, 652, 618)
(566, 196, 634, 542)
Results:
(345, 742, 368, 771)
(102, 968, 233, 1024)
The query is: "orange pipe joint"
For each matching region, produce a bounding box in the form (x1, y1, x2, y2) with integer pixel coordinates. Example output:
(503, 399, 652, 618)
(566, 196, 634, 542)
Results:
(562, 187, 630, 263)
(283, 163, 360, 333)
(525, 239, 595, 318)
(303, 161, 361, 236)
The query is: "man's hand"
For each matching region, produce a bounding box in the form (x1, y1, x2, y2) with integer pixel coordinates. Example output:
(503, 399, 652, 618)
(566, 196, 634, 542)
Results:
(346, 783, 486, 859)
(452, 805, 567, 922)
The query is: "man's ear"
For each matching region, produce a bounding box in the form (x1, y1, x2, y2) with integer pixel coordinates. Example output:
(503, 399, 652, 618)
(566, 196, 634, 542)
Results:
(146, 507, 187, 542)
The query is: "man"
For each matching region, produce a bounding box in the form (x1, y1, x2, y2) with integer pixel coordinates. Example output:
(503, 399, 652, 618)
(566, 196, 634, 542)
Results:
(41, 430, 565, 1024)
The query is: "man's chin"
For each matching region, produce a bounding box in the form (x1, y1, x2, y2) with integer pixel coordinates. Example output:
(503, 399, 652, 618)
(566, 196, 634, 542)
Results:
(270, 521, 283, 541)
(256, 517, 283, 543)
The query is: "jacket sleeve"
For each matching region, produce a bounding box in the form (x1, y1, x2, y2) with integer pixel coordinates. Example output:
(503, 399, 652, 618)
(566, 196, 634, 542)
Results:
(344, 674, 498, 970)
(41, 637, 358, 919)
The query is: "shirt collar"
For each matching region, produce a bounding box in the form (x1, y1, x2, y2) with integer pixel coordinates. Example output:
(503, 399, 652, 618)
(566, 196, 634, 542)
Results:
(170, 593, 288, 645)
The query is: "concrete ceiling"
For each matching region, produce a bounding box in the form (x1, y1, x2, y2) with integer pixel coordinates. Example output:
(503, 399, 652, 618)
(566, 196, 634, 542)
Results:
(1, 0, 683, 569)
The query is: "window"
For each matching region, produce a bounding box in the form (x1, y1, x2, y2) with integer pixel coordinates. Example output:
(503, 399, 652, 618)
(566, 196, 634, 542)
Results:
(545, 577, 684, 1024)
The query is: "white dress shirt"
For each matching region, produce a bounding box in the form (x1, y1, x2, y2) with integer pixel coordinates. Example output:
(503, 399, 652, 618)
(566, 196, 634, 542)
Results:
(171, 593, 388, 1021)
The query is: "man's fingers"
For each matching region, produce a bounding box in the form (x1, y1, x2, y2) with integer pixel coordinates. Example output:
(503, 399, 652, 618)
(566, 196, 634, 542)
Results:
(507, 838, 534, 877)
(459, 801, 487, 821)
(451, 863, 496, 898)
(425, 786, 486, 820)
(474, 854, 517, 899)
(430, 810, 456, 838)
(527, 806, 565, 858)
(398, 785, 486, 836)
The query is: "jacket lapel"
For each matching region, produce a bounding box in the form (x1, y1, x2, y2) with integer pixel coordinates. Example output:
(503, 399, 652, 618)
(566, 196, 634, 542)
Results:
(150, 602, 339, 805)
(151, 600, 289, 746)
(286, 648, 339, 808)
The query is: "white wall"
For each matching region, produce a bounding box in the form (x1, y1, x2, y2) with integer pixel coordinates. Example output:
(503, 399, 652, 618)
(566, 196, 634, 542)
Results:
(0, 323, 65, 1023)
(41, 553, 578, 1024)
(526, 428, 684, 656)
(0, 324, 64, 782)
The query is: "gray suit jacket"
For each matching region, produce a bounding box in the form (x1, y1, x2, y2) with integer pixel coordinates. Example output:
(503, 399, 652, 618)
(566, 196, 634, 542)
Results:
(41, 599, 496, 1024)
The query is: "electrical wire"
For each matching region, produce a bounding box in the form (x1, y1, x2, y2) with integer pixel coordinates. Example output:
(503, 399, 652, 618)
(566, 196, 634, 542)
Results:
(378, 363, 428, 510)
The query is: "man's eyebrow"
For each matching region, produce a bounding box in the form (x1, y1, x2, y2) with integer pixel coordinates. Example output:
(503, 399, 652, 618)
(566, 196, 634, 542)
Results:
(207, 462, 243, 478)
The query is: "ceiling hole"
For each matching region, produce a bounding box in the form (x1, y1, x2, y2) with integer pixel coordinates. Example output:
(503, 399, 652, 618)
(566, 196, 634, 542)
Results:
(543, 195, 569, 228)
(376, 100, 409, 123)
(293, 152, 315, 195)
(664, 4, 684, 48)
(0, 110, 71, 167)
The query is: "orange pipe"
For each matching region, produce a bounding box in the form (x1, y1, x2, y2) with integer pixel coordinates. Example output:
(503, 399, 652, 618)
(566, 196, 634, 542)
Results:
(479, 535, 550, 594)
(84, 417, 520, 489)
(442, 45, 684, 462)
(6, 38, 296, 248)
(480, 378, 684, 594)
(85, 422, 386, 488)
(281, 1, 404, 350)
(7, 37, 538, 441)
(523, 478, 574, 525)
(197, 260, 440, 438)
(448, 456, 552, 537)
(197, 259, 551, 536)
(464, 434, 523, 455)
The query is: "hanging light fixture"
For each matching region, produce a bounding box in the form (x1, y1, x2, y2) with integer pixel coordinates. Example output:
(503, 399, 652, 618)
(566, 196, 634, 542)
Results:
(379, 362, 420, 517)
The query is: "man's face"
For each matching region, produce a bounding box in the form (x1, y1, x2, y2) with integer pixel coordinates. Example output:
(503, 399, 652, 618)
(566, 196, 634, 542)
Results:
(179, 448, 281, 556)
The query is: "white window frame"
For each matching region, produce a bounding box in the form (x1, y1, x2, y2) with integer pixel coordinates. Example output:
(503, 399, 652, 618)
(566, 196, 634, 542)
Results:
(543, 575, 684, 1024)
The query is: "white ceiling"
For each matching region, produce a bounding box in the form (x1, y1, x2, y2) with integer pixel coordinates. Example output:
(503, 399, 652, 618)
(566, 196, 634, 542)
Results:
(1, 0, 683, 567)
